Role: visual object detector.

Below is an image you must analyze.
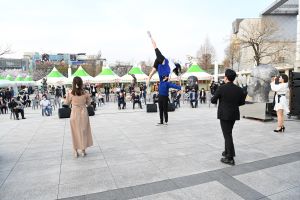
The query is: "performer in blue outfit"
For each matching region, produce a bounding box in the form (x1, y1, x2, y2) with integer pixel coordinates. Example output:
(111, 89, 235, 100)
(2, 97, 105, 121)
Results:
(146, 31, 181, 85)
(157, 75, 181, 126)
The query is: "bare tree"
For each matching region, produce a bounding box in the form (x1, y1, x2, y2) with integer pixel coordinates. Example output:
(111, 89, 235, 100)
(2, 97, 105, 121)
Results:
(238, 18, 288, 66)
(0, 45, 12, 57)
(196, 37, 216, 71)
(222, 58, 231, 69)
(224, 36, 241, 69)
(32, 69, 48, 81)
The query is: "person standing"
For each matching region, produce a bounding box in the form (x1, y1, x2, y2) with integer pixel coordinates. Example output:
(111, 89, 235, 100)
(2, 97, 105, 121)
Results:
(62, 85, 66, 97)
(199, 88, 206, 104)
(211, 69, 246, 165)
(271, 74, 289, 132)
(65, 77, 93, 158)
(157, 75, 181, 126)
(104, 85, 110, 102)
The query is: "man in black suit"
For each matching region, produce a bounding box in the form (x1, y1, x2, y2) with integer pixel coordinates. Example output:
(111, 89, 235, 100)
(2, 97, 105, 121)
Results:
(211, 69, 246, 165)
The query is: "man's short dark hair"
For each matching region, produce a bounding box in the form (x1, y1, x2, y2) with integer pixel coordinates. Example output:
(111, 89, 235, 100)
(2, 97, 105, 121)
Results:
(225, 69, 237, 82)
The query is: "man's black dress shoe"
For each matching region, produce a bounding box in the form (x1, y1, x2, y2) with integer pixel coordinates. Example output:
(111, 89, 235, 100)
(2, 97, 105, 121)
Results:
(222, 151, 227, 157)
(220, 157, 235, 166)
(22, 117, 26, 119)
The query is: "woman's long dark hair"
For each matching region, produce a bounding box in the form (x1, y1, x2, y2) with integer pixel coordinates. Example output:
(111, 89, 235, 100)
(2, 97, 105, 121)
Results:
(71, 76, 84, 96)
(281, 74, 288, 83)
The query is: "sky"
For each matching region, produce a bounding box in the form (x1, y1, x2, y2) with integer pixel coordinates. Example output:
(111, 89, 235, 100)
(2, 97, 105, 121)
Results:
(0, 0, 275, 64)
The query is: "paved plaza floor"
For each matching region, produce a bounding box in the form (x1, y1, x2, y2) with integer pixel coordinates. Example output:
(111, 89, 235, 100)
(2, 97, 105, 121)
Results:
(0, 102, 300, 200)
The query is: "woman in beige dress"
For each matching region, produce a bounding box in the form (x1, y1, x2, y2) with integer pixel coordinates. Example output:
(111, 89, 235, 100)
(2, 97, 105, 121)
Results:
(65, 77, 93, 157)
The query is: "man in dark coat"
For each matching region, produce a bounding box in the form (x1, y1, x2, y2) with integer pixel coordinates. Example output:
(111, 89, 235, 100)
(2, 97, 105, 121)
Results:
(211, 69, 246, 165)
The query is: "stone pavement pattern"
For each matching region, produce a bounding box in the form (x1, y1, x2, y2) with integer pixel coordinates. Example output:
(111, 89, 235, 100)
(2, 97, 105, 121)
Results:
(0, 102, 299, 200)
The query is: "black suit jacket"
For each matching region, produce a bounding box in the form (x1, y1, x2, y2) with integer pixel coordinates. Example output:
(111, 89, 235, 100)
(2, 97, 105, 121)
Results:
(211, 82, 246, 121)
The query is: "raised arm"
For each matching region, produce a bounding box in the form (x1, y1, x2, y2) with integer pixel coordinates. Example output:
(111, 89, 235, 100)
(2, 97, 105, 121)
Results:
(147, 31, 157, 49)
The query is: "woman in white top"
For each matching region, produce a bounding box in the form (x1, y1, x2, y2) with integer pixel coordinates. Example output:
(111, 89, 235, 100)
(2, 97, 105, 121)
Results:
(271, 74, 289, 132)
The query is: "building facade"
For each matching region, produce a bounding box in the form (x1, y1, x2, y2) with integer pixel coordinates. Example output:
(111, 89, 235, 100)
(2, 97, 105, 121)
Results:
(232, 0, 298, 73)
(0, 58, 29, 70)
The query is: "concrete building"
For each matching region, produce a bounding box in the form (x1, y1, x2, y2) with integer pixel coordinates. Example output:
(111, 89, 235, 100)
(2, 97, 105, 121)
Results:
(0, 57, 29, 70)
(232, 0, 298, 74)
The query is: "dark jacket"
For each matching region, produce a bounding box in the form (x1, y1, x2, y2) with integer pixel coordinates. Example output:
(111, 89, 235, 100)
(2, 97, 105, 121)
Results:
(200, 90, 206, 98)
(211, 82, 246, 120)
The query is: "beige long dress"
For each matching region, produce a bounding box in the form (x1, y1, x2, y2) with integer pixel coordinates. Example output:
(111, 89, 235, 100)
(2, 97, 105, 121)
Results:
(66, 92, 93, 150)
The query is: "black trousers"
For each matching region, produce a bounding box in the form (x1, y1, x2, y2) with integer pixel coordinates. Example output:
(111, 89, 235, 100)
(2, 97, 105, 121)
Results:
(15, 109, 25, 119)
(190, 100, 198, 108)
(133, 101, 142, 109)
(200, 97, 206, 104)
(158, 96, 168, 123)
(174, 99, 180, 108)
(220, 120, 236, 158)
(118, 101, 126, 109)
(105, 94, 109, 102)
(153, 48, 165, 70)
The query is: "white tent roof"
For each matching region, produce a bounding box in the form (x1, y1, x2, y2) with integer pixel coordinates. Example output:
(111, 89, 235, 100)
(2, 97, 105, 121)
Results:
(150, 72, 179, 82)
(120, 73, 148, 83)
(0, 79, 15, 87)
(37, 67, 67, 85)
(181, 71, 212, 80)
(92, 67, 120, 83)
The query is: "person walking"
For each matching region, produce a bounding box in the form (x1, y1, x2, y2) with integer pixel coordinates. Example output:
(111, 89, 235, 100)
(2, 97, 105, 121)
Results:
(211, 69, 246, 165)
(271, 74, 289, 132)
(65, 77, 93, 158)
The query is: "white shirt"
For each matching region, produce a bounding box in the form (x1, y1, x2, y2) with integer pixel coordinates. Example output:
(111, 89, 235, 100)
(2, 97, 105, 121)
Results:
(271, 82, 289, 95)
(40, 99, 50, 108)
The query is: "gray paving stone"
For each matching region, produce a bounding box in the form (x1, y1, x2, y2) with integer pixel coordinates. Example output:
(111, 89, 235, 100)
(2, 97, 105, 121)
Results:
(1, 103, 300, 199)
(260, 161, 300, 187)
(234, 170, 294, 196)
(85, 188, 137, 200)
(266, 186, 300, 200)
(58, 172, 117, 199)
(0, 182, 58, 200)
(137, 189, 196, 200)
(132, 179, 178, 198)
(60, 158, 108, 173)
(180, 181, 244, 200)
(59, 167, 112, 185)
(0, 170, 10, 187)
(109, 161, 168, 188)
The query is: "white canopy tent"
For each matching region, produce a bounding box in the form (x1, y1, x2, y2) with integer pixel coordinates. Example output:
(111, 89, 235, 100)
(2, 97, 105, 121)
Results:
(120, 66, 148, 83)
(181, 63, 212, 80)
(37, 67, 67, 85)
(92, 66, 120, 83)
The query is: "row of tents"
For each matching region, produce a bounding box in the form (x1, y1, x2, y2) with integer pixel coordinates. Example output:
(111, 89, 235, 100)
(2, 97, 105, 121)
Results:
(0, 63, 213, 87)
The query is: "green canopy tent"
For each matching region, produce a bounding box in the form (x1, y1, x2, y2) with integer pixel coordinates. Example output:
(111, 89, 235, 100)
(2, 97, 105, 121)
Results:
(181, 63, 212, 80)
(93, 66, 120, 83)
(14, 75, 25, 82)
(120, 66, 148, 83)
(38, 67, 67, 85)
(69, 66, 93, 83)
(5, 74, 14, 81)
(0, 74, 15, 87)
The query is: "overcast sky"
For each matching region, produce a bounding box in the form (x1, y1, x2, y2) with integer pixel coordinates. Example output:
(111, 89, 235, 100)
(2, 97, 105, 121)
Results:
(0, 0, 275, 64)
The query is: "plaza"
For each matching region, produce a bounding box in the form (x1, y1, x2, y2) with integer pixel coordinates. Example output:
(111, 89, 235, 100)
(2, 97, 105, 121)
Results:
(0, 102, 299, 200)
